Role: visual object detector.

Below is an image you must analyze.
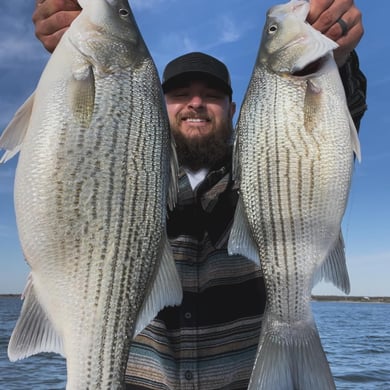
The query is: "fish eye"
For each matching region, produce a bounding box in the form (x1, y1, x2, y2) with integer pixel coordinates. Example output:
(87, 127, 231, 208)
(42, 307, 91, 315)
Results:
(268, 24, 278, 34)
(119, 8, 129, 17)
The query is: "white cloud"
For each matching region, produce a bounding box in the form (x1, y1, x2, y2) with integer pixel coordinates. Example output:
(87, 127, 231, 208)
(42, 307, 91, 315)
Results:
(151, 12, 249, 68)
(161, 33, 198, 53)
(218, 15, 242, 44)
(0, 37, 48, 65)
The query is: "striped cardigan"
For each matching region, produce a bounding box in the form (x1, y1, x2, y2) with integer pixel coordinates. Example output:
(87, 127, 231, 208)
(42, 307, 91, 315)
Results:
(124, 51, 367, 390)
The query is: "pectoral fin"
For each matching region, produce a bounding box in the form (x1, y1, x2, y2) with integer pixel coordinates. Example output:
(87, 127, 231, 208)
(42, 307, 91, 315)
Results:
(68, 63, 95, 127)
(0, 93, 35, 163)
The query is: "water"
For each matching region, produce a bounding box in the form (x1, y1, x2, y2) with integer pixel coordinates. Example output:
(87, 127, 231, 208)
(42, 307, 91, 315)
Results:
(0, 297, 66, 390)
(312, 301, 390, 390)
(0, 297, 389, 389)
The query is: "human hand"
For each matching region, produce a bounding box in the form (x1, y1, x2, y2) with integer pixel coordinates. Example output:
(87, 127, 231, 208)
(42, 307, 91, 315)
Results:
(32, 0, 82, 53)
(306, 0, 364, 66)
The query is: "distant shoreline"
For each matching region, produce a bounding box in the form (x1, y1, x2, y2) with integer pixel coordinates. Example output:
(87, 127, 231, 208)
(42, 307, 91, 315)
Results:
(1, 294, 389, 303)
(0, 294, 22, 298)
(311, 295, 390, 303)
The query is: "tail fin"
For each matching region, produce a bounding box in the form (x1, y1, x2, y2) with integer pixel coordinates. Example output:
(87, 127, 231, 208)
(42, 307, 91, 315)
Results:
(249, 316, 336, 390)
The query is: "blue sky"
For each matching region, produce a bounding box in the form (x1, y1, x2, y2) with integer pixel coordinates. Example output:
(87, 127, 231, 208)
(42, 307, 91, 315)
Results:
(0, 0, 388, 296)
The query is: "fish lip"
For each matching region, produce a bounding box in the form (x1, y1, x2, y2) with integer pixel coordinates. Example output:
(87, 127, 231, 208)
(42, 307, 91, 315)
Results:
(291, 56, 328, 77)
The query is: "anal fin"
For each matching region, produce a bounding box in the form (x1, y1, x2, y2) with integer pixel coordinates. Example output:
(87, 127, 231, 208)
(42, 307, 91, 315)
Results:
(228, 196, 260, 265)
(133, 231, 182, 337)
(8, 274, 64, 361)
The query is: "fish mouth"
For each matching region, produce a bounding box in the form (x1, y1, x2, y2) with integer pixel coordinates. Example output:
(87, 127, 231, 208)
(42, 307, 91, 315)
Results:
(292, 56, 327, 77)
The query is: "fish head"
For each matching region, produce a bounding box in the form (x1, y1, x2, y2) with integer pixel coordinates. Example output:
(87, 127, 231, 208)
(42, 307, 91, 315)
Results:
(259, 0, 338, 76)
(69, 0, 149, 73)
(78, 0, 139, 42)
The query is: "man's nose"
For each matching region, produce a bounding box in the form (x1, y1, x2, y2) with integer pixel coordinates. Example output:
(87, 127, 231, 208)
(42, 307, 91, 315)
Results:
(188, 94, 204, 109)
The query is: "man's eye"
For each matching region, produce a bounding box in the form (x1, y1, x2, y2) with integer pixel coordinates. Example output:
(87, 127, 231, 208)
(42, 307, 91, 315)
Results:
(172, 91, 188, 97)
(207, 93, 223, 99)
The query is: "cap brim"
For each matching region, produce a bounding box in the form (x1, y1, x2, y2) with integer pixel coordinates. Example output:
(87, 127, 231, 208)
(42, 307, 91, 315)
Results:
(162, 71, 232, 96)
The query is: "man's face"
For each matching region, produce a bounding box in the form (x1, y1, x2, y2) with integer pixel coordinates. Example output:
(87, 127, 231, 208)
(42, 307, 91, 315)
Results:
(165, 80, 236, 170)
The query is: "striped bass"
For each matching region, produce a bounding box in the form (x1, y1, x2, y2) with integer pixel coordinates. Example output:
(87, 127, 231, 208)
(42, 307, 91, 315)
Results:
(228, 0, 360, 389)
(0, 0, 182, 388)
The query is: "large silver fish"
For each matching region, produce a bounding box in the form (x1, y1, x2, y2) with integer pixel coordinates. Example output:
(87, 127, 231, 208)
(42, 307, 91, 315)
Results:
(0, 0, 182, 388)
(228, 0, 360, 389)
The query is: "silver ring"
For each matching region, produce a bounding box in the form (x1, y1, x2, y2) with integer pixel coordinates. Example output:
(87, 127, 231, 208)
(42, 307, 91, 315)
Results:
(336, 18, 348, 37)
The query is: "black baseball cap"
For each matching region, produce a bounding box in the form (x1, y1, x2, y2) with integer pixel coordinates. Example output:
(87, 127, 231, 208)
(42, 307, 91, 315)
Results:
(162, 52, 233, 98)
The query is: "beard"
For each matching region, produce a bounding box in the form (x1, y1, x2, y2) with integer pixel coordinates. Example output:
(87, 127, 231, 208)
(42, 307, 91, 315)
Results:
(171, 117, 233, 171)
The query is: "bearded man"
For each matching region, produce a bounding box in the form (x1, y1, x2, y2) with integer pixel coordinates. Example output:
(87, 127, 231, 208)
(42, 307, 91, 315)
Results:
(32, 0, 367, 387)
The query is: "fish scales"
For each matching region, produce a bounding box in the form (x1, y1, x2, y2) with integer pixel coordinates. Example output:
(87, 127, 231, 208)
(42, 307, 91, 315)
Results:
(17, 55, 163, 388)
(244, 70, 350, 315)
(0, 1, 181, 389)
(229, 1, 360, 389)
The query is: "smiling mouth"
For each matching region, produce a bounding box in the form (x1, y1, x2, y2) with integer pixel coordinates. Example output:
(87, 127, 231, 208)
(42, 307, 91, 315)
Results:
(184, 118, 209, 123)
(181, 116, 211, 124)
